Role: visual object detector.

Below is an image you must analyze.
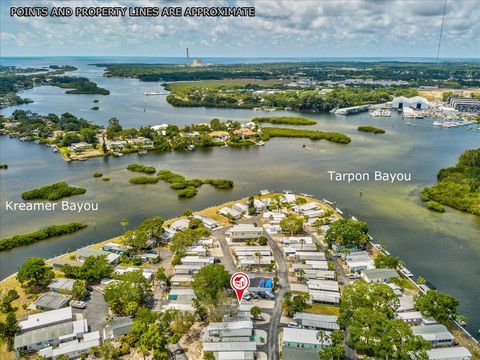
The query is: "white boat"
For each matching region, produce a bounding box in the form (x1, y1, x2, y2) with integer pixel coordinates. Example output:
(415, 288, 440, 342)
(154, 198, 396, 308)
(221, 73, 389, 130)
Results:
(188, 145, 196, 151)
(283, 190, 293, 194)
(300, 193, 313, 197)
(256, 141, 265, 146)
(138, 149, 147, 155)
(335, 207, 343, 215)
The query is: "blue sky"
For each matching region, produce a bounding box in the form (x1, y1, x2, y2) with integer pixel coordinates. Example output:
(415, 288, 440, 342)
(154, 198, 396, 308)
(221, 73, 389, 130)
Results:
(1, 0, 479, 58)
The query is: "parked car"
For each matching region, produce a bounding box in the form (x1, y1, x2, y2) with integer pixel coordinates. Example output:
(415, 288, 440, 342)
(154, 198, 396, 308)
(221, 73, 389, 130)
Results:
(244, 294, 252, 301)
(86, 285, 94, 292)
(71, 300, 87, 309)
(257, 291, 267, 299)
(287, 322, 301, 328)
(264, 290, 275, 300)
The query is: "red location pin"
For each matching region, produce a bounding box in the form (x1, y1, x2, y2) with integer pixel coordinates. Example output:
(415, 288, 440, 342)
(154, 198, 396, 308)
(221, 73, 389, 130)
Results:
(230, 272, 250, 304)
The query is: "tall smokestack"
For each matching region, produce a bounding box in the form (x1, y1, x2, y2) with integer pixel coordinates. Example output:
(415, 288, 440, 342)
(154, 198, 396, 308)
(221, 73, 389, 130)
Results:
(186, 48, 189, 66)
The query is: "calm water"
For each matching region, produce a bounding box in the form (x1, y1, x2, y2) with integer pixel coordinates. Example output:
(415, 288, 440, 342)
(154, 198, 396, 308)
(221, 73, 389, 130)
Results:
(0, 58, 479, 336)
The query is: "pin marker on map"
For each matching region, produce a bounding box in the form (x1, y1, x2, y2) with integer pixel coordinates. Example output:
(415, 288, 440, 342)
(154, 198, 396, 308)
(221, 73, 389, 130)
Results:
(230, 272, 250, 304)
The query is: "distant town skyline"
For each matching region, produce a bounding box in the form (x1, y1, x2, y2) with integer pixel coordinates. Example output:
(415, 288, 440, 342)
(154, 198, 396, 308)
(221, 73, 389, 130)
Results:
(1, 0, 479, 58)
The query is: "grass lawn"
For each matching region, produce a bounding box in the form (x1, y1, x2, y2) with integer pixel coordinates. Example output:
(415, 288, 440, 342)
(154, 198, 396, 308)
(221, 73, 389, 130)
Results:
(304, 304, 340, 316)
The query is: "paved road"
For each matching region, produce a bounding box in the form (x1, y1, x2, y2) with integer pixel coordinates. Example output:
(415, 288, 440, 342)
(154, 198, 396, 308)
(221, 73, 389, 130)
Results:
(212, 225, 237, 273)
(264, 230, 290, 360)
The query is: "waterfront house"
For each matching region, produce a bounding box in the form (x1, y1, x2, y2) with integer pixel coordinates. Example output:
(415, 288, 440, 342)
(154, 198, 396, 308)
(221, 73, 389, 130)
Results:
(426, 346, 472, 360)
(130, 136, 153, 147)
(233, 203, 249, 214)
(233, 128, 256, 137)
(109, 140, 127, 149)
(292, 202, 320, 214)
(69, 142, 93, 151)
(170, 218, 190, 232)
(30, 293, 70, 311)
(253, 199, 267, 212)
(193, 214, 218, 229)
(218, 207, 242, 220)
(362, 268, 399, 283)
(209, 130, 230, 142)
(412, 324, 454, 347)
(396, 311, 437, 326)
(101, 243, 127, 255)
(225, 224, 264, 242)
(282, 328, 331, 360)
(282, 194, 296, 203)
(293, 313, 339, 331)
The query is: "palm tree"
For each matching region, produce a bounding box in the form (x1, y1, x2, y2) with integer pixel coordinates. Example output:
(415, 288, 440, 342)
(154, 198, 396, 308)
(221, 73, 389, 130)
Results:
(296, 268, 305, 282)
(120, 218, 129, 232)
(203, 243, 211, 257)
(317, 330, 331, 349)
(255, 252, 263, 266)
(299, 238, 306, 251)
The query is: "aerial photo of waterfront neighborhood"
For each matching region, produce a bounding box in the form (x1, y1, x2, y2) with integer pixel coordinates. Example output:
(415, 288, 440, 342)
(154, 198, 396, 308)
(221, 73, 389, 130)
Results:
(0, 1, 479, 360)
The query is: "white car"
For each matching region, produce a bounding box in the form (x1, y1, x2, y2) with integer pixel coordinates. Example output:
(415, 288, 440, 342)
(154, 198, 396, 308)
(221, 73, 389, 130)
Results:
(287, 322, 301, 329)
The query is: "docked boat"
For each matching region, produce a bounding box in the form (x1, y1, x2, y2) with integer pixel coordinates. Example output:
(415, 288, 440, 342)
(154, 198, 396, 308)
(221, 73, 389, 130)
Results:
(34, 140, 41, 144)
(188, 145, 196, 151)
(256, 141, 265, 146)
(138, 149, 147, 155)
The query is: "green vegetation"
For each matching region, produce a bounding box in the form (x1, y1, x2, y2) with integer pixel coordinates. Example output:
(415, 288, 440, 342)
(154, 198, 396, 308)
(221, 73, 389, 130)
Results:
(415, 290, 460, 324)
(50, 76, 110, 95)
(191, 264, 231, 303)
(72, 280, 88, 300)
(261, 127, 351, 144)
(427, 201, 445, 212)
(104, 270, 151, 316)
(325, 219, 369, 249)
(282, 291, 309, 316)
(157, 169, 234, 198)
(374, 254, 403, 269)
(129, 176, 159, 184)
(422, 148, 480, 215)
(280, 215, 305, 235)
(16, 257, 54, 290)
(358, 125, 386, 134)
(170, 225, 211, 257)
(93, 172, 103, 177)
(21, 181, 86, 201)
(91, 106, 99, 110)
(0, 290, 19, 313)
(0, 164, 7, 169)
(0, 312, 20, 351)
(340, 281, 430, 358)
(98, 61, 480, 88)
(127, 163, 156, 174)
(252, 116, 316, 125)
(0, 222, 87, 251)
(102, 177, 110, 181)
(61, 255, 114, 283)
(203, 178, 234, 189)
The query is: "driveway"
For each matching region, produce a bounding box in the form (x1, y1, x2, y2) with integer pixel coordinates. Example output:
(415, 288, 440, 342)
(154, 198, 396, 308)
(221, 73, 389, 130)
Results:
(76, 288, 109, 332)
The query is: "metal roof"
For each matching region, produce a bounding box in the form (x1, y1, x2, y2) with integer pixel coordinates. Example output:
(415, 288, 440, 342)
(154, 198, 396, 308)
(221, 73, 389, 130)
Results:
(19, 307, 73, 331)
(203, 341, 257, 352)
(283, 328, 330, 346)
(426, 346, 471, 359)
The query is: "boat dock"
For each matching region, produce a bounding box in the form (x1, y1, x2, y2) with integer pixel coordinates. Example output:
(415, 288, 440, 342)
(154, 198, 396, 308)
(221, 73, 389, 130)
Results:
(334, 105, 370, 115)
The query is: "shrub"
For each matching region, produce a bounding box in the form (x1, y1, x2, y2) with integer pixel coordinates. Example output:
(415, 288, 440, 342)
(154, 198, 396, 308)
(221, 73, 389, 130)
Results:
(261, 127, 351, 144)
(102, 177, 110, 181)
(94, 172, 103, 177)
(204, 178, 234, 189)
(21, 182, 86, 201)
(0, 223, 87, 251)
(177, 186, 198, 198)
(127, 163, 156, 174)
(358, 125, 386, 134)
(129, 176, 159, 184)
(252, 116, 316, 125)
(427, 201, 445, 212)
